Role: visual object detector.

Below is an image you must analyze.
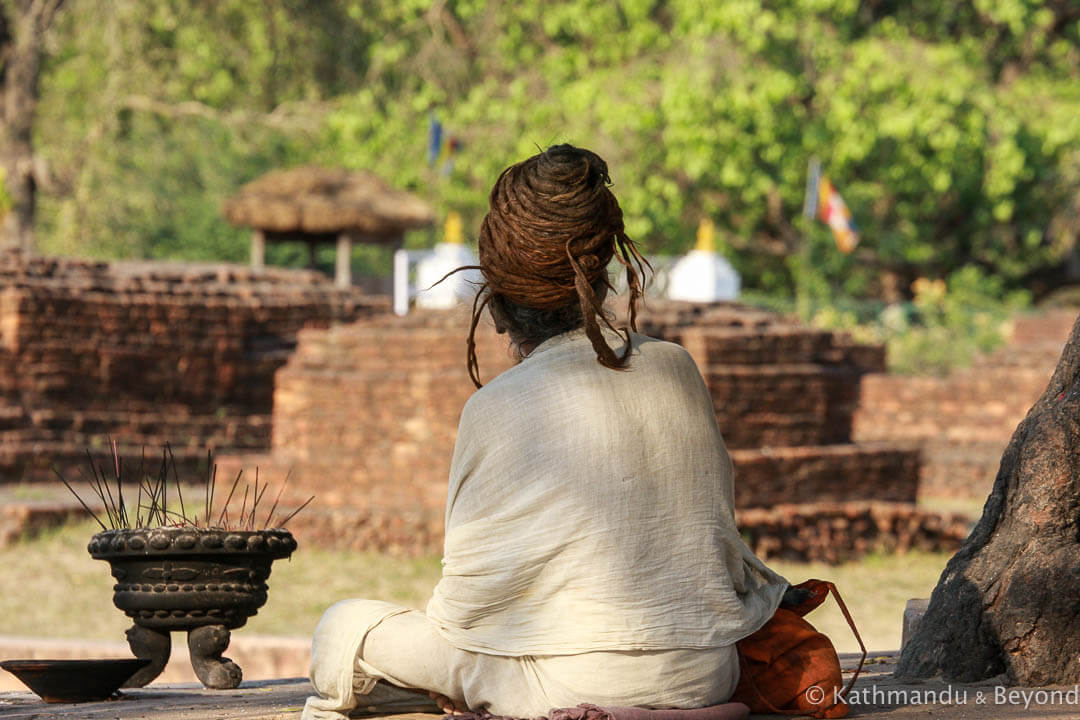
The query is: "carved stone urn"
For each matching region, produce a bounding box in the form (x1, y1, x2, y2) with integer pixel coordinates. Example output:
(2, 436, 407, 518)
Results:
(88, 527, 297, 689)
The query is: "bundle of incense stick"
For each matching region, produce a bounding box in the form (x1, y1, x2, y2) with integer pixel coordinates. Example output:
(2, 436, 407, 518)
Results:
(53, 440, 313, 532)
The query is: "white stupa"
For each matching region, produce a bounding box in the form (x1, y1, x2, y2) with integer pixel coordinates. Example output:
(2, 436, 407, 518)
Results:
(415, 211, 482, 309)
(666, 219, 740, 302)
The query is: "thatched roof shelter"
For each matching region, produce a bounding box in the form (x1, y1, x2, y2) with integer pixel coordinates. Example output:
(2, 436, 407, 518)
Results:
(223, 167, 435, 287)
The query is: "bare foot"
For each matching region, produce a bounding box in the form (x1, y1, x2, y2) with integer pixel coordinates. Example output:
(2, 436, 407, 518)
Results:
(428, 690, 465, 715)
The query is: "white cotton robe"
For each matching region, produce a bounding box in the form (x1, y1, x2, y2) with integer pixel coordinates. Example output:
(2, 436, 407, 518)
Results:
(305, 330, 788, 720)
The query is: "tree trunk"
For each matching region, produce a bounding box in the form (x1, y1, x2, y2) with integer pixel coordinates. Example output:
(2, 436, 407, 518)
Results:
(896, 311, 1080, 684)
(0, 0, 63, 253)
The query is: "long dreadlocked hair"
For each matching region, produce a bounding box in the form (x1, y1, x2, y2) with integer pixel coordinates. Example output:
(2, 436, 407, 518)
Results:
(465, 144, 650, 388)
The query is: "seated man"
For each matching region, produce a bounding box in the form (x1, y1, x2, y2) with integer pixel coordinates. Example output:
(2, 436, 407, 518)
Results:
(303, 145, 788, 720)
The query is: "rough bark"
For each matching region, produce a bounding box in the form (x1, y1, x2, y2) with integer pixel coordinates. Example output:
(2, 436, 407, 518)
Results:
(0, 0, 63, 253)
(896, 311, 1080, 684)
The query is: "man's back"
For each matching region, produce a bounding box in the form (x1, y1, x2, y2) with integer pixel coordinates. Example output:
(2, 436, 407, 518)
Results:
(428, 330, 787, 655)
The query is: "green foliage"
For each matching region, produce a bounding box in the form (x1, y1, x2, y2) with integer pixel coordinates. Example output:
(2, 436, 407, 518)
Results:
(796, 265, 1031, 374)
(26, 0, 1080, 302)
(316, 0, 1080, 298)
(884, 268, 1031, 374)
(34, 0, 342, 262)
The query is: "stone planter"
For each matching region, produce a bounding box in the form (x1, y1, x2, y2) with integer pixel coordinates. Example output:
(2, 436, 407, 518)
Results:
(88, 527, 297, 689)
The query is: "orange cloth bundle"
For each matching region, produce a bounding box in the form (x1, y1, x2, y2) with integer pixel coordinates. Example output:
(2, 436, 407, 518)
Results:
(730, 580, 865, 718)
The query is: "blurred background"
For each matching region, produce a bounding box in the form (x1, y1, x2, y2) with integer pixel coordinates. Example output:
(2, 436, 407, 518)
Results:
(3, 0, 1076, 372)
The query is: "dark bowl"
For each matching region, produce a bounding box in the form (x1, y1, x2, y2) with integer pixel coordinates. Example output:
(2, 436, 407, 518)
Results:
(0, 658, 151, 703)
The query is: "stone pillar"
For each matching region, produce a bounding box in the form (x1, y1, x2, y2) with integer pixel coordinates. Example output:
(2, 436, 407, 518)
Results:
(250, 230, 266, 270)
(335, 233, 352, 289)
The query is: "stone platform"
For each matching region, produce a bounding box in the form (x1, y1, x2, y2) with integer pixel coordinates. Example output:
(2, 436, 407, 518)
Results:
(4, 653, 1080, 719)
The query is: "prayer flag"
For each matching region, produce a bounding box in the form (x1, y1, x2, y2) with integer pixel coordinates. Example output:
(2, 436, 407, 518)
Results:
(438, 136, 462, 176)
(428, 113, 462, 175)
(818, 176, 859, 253)
(804, 158, 859, 254)
(427, 114, 443, 168)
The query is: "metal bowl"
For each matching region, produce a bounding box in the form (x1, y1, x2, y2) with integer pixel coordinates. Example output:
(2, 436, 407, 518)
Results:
(0, 658, 150, 703)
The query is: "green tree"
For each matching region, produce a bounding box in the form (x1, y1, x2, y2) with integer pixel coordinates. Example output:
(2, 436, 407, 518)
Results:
(318, 0, 1080, 299)
(34, 0, 362, 260)
(23, 0, 1080, 302)
(0, 0, 65, 252)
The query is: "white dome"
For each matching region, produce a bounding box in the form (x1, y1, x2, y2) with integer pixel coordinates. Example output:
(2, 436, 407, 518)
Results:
(666, 250, 740, 302)
(415, 243, 482, 308)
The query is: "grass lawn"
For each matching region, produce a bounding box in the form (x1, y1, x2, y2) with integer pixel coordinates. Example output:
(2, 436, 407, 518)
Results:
(0, 521, 948, 653)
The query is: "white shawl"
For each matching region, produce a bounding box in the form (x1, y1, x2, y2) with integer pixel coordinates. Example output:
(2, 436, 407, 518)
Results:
(426, 331, 787, 655)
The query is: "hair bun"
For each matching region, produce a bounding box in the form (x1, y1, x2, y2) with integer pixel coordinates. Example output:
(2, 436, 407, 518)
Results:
(465, 145, 650, 387)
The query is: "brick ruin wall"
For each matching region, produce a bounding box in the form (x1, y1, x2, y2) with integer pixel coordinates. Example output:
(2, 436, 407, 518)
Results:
(853, 309, 1078, 499)
(0, 248, 1014, 562)
(215, 309, 513, 554)
(219, 301, 959, 562)
(0, 250, 384, 481)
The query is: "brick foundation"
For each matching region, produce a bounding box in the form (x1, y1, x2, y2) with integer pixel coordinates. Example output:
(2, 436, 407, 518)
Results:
(0, 250, 383, 481)
(214, 300, 923, 561)
(7, 246, 1033, 563)
(853, 310, 1077, 499)
(737, 502, 972, 564)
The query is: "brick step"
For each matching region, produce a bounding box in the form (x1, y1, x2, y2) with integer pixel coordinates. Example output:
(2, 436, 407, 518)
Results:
(184, 495, 970, 566)
(719, 416, 853, 449)
(858, 373, 1048, 404)
(287, 327, 506, 373)
(915, 440, 1006, 499)
(918, 462, 999, 500)
(852, 412, 1026, 445)
(0, 402, 26, 430)
(0, 426, 269, 451)
(972, 342, 1064, 368)
(219, 443, 920, 525)
(19, 408, 270, 441)
(0, 500, 95, 547)
(214, 450, 449, 512)
(729, 443, 920, 507)
(1009, 309, 1077, 345)
(736, 501, 972, 564)
(0, 429, 271, 484)
(665, 326, 881, 368)
(920, 438, 1010, 461)
(704, 364, 863, 448)
(853, 400, 1037, 421)
(0, 494, 971, 567)
(635, 300, 790, 331)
